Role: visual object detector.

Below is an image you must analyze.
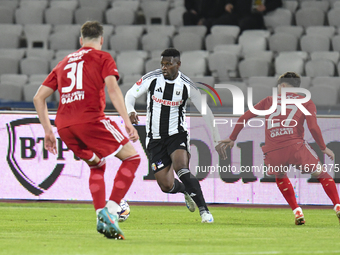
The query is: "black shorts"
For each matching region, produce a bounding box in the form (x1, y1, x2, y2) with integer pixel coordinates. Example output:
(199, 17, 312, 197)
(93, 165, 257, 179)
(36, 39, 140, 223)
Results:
(146, 132, 190, 173)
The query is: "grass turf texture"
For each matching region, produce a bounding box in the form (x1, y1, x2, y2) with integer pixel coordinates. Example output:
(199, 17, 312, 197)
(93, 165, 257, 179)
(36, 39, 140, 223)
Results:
(0, 202, 339, 255)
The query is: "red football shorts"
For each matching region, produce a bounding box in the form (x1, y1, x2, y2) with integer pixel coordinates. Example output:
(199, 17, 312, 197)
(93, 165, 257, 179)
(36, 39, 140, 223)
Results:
(264, 141, 320, 175)
(58, 118, 129, 160)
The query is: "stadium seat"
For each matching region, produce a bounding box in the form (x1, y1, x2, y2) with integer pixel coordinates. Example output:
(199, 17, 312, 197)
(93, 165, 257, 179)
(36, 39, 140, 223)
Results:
(115, 25, 145, 37)
(23, 83, 52, 102)
(208, 52, 238, 82)
(274, 26, 304, 38)
(112, 0, 140, 12)
(102, 25, 114, 50)
(243, 51, 274, 63)
(141, 33, 171, 51)
(269, 33, 299, 53)
(0, 48, 25, 59)
(173, 33, 203, 51)
(310, 51, 340, 64)
(241, 29, 271, 38)
(120, 74, 142, 85)
(145, 58, 160, 73)
(105, 7, 135, 26)
(15, 6, 45, 24)
(264, 8, 292, 31)
(29, 74, 47, 84)
(178, 26, 207, 40)
(283, 0, 298, 13)
(295, 7, 325, 28)
(141, 1, 169, 25)
(300, 35, 330, 53)
(0, 24, 22, 48)
(305, 26, 335, 38)
(312, 76, 340, 90)
(180, 51, 208, 77)
(0, 49, 24, 75)
(274, 53, 305, 76)
(205, 34, 236, 52)
(248, 76, 277, 88)
(75, 7, 104, 24)
(213, 44, 242, 57)
(54, 24, 81, 34)
(0, 6, 14, 23)
(0, 0, 19, 10)
(109, 34, 140, 52)
(212, 25, 240, 39)
(45, 7, 74, 25)
(20, 57, 50, 75)
(248, 84, 276, 104)
(49, 30, 79, 50)
(50, 0, 78, 10)
(168, 6, 185, 27)
(0, 74, 28, 86)
(150, 49, 163, 58)
(24, 24, 52, 49)
(19, 0, 48, 9)
(238, 59, 270, 78)
(78, 0, 109, 11)
(0, 33, 20, 49)
(331, 35, 340, 51)
(328, 8, 340, 28)
(301, 1, 330, 12)
(191, 76, 216, 87)
(332, 0, 340, 8)
(238, 33, 267, 55)
(116, 51, 147, 77)
(0, 83, 23, 101)
(309, 85, 338, 106)
(305, 59, 335, 77)
(212, 82, 247, 106)
(26, 49, 54, 61)
(300, 76, 311, 89)
(146, 25, 176, 37)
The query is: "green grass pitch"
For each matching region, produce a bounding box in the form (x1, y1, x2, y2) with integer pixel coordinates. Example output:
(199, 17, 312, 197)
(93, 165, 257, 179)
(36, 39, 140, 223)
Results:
(0, 202, 339, 255)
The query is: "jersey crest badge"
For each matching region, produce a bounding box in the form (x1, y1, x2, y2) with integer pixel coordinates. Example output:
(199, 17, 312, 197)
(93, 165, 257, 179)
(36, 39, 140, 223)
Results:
(136, 78, 143, 86)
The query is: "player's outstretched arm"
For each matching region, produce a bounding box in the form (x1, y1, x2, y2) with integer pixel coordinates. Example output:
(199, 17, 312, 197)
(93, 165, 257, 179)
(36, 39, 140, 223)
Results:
(105, 75, 139, 142)
(33, 85, 57, 155)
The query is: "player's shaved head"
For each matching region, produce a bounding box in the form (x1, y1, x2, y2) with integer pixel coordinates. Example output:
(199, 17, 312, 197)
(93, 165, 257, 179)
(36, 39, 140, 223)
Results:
(277, 72, 301, 87)
(81, 21, 103, 40)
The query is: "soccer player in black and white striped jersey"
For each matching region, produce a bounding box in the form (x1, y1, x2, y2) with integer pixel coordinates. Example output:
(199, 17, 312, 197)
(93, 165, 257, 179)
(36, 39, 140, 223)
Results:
(125, 48, 221, 223)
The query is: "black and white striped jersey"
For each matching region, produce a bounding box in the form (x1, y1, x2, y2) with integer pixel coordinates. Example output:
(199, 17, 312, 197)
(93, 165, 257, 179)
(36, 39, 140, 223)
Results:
(125, 69, 220, 144)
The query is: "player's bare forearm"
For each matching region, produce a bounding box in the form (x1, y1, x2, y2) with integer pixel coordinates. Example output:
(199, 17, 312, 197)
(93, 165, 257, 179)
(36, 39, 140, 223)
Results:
(33, 85, 54, 134)
(33, 85, 57, 154)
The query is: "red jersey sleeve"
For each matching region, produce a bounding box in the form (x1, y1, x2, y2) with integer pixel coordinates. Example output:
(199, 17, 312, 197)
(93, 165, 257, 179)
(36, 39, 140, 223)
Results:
(305, 100, 326, 151)
(42, 68, 58, 91)
(101, 53, 120, 81)
(229, 97, 270, 141)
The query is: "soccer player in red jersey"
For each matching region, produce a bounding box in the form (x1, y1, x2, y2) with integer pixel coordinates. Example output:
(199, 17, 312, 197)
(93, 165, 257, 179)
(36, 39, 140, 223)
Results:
(217, 72, 340, 225)
(33, 21, 140, 239)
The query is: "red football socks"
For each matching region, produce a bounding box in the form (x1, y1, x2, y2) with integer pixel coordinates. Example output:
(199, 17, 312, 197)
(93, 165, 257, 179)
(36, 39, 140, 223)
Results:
(109, 154, 141, 204)
(276, 175, 299, 210)
(317, 171, 340, 205)
(89, 160, 106, 210)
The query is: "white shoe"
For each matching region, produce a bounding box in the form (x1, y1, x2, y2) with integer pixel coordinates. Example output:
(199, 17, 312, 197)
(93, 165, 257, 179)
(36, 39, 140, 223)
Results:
(184, 192, 196, 212)
(201, 212, 214, 223)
